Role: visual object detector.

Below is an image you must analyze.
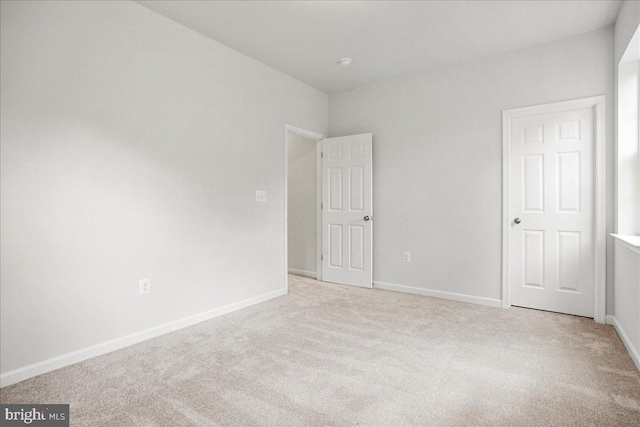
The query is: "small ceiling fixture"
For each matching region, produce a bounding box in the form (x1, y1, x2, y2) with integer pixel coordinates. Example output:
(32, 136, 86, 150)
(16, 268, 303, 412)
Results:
(338, 58, 352, 67)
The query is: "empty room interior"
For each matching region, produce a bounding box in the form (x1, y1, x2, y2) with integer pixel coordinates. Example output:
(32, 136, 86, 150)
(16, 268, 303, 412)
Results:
(1, 0, 640, 425)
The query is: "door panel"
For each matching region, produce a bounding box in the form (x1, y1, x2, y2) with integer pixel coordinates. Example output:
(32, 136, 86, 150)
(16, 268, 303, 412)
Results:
(329, 168, 342, 211)
(349, 167, 364, 211)
(523, 155, 545, 212)
(523, 230, 545, 289)
(557, 152, 581, 212)
(349, 225, 364, 271)
(329, 224, 343, 268)
(510, 108, 594, 317)
(557, 231, 581, 292)
(322, 134, 373, 288)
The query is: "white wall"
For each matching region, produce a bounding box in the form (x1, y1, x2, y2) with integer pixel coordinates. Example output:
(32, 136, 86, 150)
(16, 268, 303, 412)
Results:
(287, 133, 317, 276)
(612, 239, 640, 368)
(0, 1, 327, 376)
(615, 0, 640, 65)
(329, 28, 614, 307)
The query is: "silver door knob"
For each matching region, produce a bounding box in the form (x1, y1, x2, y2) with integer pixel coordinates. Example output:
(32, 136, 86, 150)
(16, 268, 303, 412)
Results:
(514, 218, 521, 224)
(363, 216, 370, 221)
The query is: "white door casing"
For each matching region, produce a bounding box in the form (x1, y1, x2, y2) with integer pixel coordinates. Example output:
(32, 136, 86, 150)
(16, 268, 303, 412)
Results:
(503, 96, 606, 322)
(321, 134, 373, 288)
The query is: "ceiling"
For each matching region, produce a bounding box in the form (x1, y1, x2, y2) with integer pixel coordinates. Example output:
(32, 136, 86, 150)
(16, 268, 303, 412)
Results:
(137, 1, 623, 93)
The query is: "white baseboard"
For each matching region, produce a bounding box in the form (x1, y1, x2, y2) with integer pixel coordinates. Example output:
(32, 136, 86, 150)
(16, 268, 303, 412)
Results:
(373, 280, 502, 308)
(0, 288, 287, 388)
(288, 268, 317, 279)
(606, 315, 640, 371)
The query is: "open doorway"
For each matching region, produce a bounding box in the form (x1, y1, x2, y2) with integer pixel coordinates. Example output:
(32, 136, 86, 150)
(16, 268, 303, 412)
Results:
(285, 125, 324, 286)
(284, 126, 374, 290)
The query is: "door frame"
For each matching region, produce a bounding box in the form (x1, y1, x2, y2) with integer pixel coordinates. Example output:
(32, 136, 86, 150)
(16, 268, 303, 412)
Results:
(284, 124, 326, 291)
(501, 95, 606, 323)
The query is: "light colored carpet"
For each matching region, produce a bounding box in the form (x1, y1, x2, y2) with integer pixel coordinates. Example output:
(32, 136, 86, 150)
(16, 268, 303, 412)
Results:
(2, 274, 640, 426)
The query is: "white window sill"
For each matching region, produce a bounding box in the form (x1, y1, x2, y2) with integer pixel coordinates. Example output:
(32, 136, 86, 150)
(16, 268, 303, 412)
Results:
(611, 234, 640, 254)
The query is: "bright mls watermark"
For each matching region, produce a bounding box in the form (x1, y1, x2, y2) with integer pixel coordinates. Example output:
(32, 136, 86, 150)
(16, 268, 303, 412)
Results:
(1, 405, 69, 426)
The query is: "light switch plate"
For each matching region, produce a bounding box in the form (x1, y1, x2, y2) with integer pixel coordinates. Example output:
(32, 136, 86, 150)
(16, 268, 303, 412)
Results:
(255, 190, 267, 202)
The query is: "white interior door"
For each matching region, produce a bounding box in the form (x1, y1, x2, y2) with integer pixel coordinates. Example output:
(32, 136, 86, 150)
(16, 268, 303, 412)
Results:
(509, 107, 594, 317)
(322, 134, 373, 288)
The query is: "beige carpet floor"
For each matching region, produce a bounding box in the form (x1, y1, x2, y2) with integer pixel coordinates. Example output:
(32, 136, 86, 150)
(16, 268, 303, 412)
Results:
(2, 274, 640, 426)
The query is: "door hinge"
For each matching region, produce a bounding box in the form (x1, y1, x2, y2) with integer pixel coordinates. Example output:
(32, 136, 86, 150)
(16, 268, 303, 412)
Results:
(321, 152, 324, 159)
(321, 203, 323, 210)
(321, 254, 323, 261)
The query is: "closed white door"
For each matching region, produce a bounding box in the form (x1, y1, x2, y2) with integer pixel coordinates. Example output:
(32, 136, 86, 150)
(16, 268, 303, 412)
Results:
(322, 134, 373, 288)
(509, 107, 594, 317)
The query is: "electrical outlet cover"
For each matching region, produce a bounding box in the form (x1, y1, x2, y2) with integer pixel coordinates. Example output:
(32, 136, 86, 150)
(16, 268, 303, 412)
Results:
(139, 278, 151, 295)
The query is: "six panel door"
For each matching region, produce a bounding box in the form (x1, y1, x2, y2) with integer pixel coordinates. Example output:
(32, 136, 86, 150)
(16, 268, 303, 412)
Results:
(510, 108, 594, 317)
(321, 134, 373, 288)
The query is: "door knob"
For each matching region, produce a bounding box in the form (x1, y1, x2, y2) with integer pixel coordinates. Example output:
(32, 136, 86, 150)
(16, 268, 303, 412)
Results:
(513, 218, 521, 224)
(363, 216, 370, 221)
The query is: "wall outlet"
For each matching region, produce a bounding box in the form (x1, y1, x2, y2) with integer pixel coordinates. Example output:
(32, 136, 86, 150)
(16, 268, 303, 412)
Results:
(403, 252, 411, 262)
(139, 278, 151, 295)
(255, 190, 267, 202)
